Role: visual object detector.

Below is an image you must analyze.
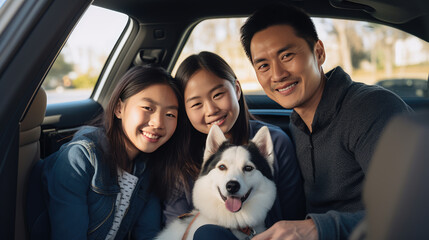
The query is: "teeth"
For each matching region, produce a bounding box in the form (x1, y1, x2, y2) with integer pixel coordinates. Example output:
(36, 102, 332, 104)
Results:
(143, 132, 160, 139)
(212, 119, 223, 125)
(278, 82, 297, 92)
(210, 116, 225, 125)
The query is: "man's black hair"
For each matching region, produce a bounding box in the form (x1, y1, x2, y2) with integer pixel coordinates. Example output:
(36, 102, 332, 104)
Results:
(240, 2, 319, 62)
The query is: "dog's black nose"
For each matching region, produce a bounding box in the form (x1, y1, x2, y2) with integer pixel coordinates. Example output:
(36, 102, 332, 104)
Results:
(226, 181, 240, 194)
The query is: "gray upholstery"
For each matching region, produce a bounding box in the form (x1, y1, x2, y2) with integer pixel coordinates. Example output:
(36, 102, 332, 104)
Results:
(16, 88, 47, 240)
(352, 112, 429, 240)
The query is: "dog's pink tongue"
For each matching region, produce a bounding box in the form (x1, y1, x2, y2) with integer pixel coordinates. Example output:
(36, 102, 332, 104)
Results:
(225, 197, 242, 212)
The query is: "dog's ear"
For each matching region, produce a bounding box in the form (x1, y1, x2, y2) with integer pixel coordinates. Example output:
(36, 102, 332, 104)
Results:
(203, 125, 226, 162)
(251, 126, 274, 173)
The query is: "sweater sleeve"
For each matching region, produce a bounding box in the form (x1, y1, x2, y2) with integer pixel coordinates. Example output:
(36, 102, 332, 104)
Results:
(348, 89, 412, 173)
(311, 88, 411, 240)
(308, 210, 365, 240)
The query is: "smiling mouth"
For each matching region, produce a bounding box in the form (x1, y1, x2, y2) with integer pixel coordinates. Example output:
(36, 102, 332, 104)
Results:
(277, 82, 298, 93)
(218, 187, 252, 212)
(141, 130, 161, 141)
(209, 115, 227, 126)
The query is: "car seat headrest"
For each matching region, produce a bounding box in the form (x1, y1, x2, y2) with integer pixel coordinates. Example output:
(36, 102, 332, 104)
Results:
(21, 88, 47, 132)
(363, 111, 429, 240)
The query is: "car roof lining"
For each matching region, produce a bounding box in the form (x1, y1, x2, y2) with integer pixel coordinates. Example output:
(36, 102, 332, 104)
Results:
(92, 0, 429, 42)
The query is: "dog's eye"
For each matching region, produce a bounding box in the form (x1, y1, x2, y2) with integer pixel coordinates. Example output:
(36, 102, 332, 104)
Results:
(218, 164, 227, 171)
(243, 166, 254, 172)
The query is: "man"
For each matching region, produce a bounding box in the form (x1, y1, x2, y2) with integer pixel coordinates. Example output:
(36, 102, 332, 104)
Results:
(240, 3, 412, 240)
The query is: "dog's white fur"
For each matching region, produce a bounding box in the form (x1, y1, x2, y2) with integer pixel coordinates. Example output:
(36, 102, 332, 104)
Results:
(156, 125, 276, 240)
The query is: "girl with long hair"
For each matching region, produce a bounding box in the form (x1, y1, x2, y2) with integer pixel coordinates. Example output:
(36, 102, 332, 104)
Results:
(40, 65, 195, 239)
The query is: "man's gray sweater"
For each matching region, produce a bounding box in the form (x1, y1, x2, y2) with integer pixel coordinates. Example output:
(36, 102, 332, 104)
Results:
(290, 67, 412, 240)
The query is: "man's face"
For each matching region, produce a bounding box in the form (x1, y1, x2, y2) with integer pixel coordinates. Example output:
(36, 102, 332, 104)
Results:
(250, 24, 325, 111)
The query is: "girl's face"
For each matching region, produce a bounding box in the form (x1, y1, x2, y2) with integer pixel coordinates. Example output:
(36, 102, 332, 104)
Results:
(115, 83, 178, 160)
(184, 69, 241, 137)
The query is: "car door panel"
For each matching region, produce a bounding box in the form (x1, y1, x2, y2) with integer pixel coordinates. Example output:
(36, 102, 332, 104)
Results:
(40, 99, 103, 158)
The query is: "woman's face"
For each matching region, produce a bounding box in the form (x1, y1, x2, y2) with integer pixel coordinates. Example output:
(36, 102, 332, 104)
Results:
(184, 69, 241, 137)
(115, 83, 178, 160)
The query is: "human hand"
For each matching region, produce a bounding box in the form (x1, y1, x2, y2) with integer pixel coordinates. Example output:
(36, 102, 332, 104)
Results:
(252, 219, 318, 240)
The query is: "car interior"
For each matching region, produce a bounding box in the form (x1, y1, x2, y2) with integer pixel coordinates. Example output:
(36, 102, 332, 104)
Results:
(0, 0, 428, 239)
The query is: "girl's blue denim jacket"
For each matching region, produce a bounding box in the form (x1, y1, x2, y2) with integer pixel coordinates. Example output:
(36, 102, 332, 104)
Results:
(42, 126, 161, 240)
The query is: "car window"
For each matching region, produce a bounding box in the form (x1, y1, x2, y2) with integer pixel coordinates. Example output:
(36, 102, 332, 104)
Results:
(42, 5, 128, 104)
(174, 18, 429, 98)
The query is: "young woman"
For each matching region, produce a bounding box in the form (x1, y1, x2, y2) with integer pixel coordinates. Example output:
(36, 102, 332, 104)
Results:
(39, 65, 195, 239)
(164, 51, 306, 231)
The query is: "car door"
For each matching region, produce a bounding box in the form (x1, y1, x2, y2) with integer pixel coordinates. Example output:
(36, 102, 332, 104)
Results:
(0, 0, 91, 238)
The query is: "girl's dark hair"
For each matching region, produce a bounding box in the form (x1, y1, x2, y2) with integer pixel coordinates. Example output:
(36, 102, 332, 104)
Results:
(175, 51, 254, 168)
(95, 65, 196, 201)
(240, 3, 319, 62)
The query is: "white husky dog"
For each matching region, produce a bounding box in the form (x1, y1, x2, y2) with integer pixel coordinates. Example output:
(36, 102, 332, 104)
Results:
(156, 125, 277, 240)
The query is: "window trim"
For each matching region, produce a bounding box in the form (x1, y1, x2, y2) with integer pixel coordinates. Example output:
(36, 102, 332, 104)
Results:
(93, 18, 134, 101)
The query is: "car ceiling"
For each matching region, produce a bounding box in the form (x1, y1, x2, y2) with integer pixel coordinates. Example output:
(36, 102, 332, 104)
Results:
(93, 0, 429, 42)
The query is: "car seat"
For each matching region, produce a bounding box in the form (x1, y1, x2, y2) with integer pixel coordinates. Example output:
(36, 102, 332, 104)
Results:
(350, 111, 429, 240)
(16, 87, 47, 240)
